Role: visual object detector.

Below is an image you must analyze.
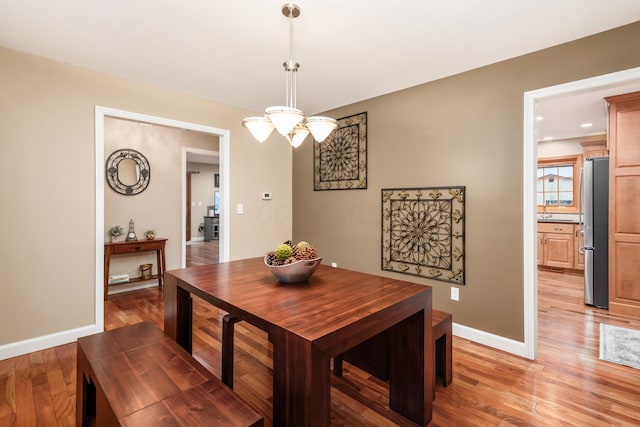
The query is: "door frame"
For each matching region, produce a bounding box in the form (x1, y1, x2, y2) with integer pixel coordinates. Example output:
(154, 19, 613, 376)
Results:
(95, 106, 230, 332)
(186, 172, 192, 241)
(522, 66, 640, 359)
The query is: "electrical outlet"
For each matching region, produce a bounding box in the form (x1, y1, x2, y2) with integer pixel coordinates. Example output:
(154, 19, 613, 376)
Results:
(331, 262, 337, 268)
(451, 287, 459, 301)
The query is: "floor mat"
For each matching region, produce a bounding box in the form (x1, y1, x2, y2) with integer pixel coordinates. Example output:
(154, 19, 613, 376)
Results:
(599, 323, 640, 370)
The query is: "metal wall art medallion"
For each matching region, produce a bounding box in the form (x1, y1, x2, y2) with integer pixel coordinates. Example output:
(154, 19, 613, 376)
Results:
(381, 186, 465, 285)
(106, 149, 150, 195)
(313, 112, 367, 190)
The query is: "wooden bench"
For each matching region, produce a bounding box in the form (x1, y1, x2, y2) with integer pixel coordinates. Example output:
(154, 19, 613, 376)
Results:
(333, 309, 452, 398)
(221, 310, 452, 398)
(76, 321, 263, 427)
(432, 309, 453, 389)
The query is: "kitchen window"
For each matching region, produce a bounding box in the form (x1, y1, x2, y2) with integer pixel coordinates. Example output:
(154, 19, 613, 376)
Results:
(537, 154, 582, 213)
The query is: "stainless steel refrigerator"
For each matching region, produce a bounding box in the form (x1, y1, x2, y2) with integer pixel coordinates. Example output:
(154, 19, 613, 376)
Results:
(580, 157, 609, 309)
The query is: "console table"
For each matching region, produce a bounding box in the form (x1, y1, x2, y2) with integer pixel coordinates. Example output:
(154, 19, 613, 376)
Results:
(104, 238, 167, 300)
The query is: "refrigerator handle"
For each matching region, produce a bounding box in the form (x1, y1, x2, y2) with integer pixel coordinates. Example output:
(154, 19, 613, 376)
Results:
(576, 229, 585, 254)
(578, 165, 584, 236)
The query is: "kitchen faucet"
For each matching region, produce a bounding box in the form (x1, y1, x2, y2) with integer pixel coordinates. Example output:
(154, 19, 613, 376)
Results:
(542, 201, 552, 219)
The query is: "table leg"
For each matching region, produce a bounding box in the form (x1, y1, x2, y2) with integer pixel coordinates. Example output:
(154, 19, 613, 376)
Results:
(103, 250, 111, 301)
(272, 330, 329, 426)
(221, 314, 241, 388)
(156, 249, 162, 289)
(176, 287, 192, 353)
(388, 307, 432, 426)
(163, 276, 192, 353)
(158, 246, 167, 288)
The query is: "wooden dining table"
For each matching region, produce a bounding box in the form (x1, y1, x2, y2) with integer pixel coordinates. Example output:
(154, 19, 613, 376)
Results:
(164, 257, 433, 427)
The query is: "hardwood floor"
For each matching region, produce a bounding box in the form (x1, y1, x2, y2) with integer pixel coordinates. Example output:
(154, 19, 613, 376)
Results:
(2, 253, 640, 425)
(186, 240, 219, 266)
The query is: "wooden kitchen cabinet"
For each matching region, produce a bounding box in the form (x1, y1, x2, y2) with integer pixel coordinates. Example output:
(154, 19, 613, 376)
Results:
(537, 232, 544, 265)
(574, 224, 584, 271)
(538, 222, 574, 269)
(586, 148, 609, 158)
(606, 91, 640, 318)
(581, 139, 608, 159)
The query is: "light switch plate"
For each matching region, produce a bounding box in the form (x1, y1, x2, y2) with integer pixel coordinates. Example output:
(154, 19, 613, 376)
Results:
(237, 203, 244, 214)
(451, 287, 459, 301)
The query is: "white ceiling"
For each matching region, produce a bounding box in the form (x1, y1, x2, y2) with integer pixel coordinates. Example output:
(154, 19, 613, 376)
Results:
(187, 152, 219, 165)
(536, 78, 640, 142)
(2, 1, 640, 140)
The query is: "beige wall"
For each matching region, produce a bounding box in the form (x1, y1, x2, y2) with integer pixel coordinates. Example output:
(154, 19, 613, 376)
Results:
(0, 46, 292, 350)
(293, 22, 640, 341)
(2, 21, 640, 354)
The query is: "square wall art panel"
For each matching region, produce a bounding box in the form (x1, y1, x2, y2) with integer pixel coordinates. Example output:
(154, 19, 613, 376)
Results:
(381, 186, 465, 285)
(313, 112, 367, 190)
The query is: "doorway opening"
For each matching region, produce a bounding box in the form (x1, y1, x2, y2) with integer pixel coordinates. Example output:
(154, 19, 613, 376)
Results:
(522, 67, 640, 359)
(95, 106, 230, 332)
(185, 148, 220, 267)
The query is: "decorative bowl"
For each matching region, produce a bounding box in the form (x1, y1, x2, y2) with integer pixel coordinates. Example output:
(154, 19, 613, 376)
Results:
(264, 257, 322, 283)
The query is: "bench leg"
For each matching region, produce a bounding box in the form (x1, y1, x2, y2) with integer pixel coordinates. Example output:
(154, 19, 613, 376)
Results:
(222, 313, 241, 388)
(440, 329, 452, 387)
(95, 381, 120, 426)
(431, 312, 453, 400)
(333, 355, 344, 376)
(434, 324, 452, 388)
(76, 345, 95, 426)
(76, 372, 96, 426)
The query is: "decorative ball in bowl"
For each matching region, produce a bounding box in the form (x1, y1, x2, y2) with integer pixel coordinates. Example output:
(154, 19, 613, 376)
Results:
(264, 241, 321, 283)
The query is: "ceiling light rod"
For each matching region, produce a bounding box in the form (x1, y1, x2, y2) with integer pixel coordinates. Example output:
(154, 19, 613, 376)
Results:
(242, 3, 337, 148)
(283, 3, 298, 109)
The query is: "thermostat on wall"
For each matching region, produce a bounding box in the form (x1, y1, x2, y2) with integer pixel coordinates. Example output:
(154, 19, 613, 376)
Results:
(262, 192, 272, 200)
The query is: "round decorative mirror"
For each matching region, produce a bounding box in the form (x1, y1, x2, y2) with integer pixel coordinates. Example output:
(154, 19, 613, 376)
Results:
(106, 149, 150, 195)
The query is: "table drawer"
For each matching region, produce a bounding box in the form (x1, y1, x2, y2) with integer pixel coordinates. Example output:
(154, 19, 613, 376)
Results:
(537, 222, 574, 234)
(111, 241, 164, 254)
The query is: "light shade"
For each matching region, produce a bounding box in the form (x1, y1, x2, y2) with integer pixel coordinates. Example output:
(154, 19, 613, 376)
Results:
(265, 106, 305, 136)
(306, 116, 338, 142)
(286, 123, 310, 148)
(242, 4, 337, 148)
(242, 117, 275, 143)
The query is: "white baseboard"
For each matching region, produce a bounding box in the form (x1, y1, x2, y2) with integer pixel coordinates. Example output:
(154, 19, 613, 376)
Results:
(1, 310, 527, 362)
(0, 324, 99, 361)
(186, 237, 205, 244)
(453, 322, 528, 358)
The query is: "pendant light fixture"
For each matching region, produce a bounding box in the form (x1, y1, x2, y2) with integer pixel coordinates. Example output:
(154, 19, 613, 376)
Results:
(242, 3, 337, 147)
